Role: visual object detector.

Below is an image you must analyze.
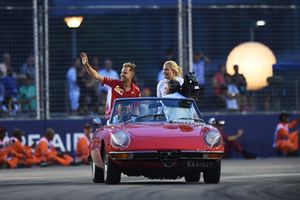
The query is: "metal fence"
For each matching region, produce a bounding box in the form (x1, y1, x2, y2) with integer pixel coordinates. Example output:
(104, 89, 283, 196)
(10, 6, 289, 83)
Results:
(0, 0, 299, 120)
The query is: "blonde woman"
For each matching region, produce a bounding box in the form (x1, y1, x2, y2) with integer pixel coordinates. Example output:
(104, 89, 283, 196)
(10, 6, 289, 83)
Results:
(156, 61, 184, 97)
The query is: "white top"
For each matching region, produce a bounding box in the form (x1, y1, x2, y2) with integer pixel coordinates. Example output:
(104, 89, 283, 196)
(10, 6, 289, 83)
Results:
(226, 84, 239, 110)
(0, 136, 10, 147)
(163, 92, 186, 99)
(156, 77, 184, 97)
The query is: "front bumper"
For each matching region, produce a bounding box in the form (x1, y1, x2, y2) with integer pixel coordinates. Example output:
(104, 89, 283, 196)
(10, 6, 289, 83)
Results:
(110, 150, 223, 161)
(109, 150, 223, 178)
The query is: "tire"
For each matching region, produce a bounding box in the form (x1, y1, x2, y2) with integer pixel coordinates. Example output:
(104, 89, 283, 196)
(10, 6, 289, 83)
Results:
(92, 163, 104, 183)
(184, 172, 200, 182)
(203, 160, 221, 184)
(104, 151, 121, 184)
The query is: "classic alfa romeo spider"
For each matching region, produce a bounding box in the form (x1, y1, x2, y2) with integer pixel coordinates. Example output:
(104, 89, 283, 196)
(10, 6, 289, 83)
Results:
(90, 97, 224, 184)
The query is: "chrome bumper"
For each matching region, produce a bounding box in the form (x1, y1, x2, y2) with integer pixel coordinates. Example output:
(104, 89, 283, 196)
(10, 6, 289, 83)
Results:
(109, 150, 224, 161)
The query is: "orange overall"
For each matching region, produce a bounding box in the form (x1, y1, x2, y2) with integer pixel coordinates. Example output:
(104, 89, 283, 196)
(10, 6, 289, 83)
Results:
(35, 137, 73, 166)
(5, 137, 39, 168)
(76, 135, 90, 163)
(273, 120, 299, 155)
(0, 138, 10, 166)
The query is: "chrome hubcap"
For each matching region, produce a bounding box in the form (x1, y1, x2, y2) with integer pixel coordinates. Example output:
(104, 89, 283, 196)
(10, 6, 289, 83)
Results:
(92, 163, 95, 178)
(104, 154, 108, 180)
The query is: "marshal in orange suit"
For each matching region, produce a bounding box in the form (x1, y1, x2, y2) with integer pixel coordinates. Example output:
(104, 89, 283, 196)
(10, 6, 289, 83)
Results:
(6, 129, 39, 168)
(35, 128, 73, 166)
(273, 113, 300, 156)
(76, 123, 91, 164)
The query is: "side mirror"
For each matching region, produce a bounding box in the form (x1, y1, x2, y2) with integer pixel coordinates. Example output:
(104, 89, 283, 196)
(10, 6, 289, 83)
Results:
(208, 117, 216, 125)
(92, 118, 102, 127)
(218, 120, 225, 126)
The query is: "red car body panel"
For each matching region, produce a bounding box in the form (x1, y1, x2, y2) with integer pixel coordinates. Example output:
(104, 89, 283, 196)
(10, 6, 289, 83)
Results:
(90, 122, 224, 167)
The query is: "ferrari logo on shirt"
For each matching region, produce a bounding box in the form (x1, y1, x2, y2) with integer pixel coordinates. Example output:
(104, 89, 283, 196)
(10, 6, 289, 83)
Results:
(114, 85, 124, 95)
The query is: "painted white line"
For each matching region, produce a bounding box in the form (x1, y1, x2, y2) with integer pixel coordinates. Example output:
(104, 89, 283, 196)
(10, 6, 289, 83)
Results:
(223, 173, 300, 180)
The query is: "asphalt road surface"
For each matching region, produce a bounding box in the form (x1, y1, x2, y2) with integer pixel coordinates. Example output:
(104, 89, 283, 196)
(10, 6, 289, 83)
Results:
(0, 158, 300, 200)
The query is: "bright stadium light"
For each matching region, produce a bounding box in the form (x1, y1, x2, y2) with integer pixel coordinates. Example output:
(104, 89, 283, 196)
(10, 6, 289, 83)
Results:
(226, 42, 276, 91)
(64, 16, 83, 58)
(250, 20, 266, 41)
(64, 16, 83, 28)
(256, 20, 266, 27)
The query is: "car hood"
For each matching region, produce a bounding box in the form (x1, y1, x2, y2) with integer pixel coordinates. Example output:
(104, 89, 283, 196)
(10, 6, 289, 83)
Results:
(112, 122, 221, 151)
(124, 123, 206, 137)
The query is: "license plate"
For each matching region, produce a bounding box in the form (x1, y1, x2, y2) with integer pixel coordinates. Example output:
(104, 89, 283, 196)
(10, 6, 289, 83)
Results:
(185, 160, 213, 168)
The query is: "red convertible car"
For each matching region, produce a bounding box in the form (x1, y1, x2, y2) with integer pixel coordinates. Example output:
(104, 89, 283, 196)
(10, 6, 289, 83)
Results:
(90, 97, 224, 184)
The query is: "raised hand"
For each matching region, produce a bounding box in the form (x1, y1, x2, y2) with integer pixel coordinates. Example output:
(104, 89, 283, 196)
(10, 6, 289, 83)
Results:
(80, 52, 89, 66)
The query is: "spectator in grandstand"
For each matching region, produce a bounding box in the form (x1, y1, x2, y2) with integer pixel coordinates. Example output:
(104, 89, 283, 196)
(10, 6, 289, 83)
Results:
(98, 59, 119, 112)
(91, 56, 102, 71)
(231, 64, 248, 111)
(75, 123, 91, 164)
(157, 48, 175, 82)
(214, 119, 256, 159)
(264, 76, 284, 111)
(1, 96, 20, 117)
(157, 61, 183, 97)
(35, 128, 73, 166)
(66, 58, 81, 115)
(77, 68, 91, 116)
(192, 52, 210, 100)
(1, 67, 20, 117)
(80, 52, 141, 118)
(0, 71, 4, 105)
(273, 113, 300, 157)
(223, 74, 239, 111)
(18, 74, 36, 113)
(0, 53, 12, 77)
(19, 55, 35, 80)
(212, 64, 227, 109)
(2, 67, 18, 98)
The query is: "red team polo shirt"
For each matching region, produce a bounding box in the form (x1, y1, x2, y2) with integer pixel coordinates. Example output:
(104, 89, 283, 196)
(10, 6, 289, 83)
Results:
(102, 77, 141, 118)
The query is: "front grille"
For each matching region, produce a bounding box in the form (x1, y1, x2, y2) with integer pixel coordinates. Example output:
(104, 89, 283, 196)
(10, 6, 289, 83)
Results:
(159, 151, 178, 167)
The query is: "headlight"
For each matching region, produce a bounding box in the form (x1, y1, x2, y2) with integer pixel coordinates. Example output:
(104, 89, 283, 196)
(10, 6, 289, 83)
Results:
(205, 130, 221, 147)
(111, 131, 131, 148)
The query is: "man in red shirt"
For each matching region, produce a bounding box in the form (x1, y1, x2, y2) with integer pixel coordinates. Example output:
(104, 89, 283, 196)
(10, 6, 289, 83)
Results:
(80, 52, 141, 118)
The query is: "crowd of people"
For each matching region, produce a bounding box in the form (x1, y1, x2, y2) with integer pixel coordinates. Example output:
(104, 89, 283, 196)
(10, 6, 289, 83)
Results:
(66, 49, 252, 116)
(0, 53, 36, 117)
(0, 49, 283, 118)
(1, 49, 299, 166)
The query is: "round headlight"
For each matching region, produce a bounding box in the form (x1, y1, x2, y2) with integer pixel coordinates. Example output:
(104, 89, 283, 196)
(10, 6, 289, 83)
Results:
(111, 131, 131, 148)
(205, 130, 221, 147)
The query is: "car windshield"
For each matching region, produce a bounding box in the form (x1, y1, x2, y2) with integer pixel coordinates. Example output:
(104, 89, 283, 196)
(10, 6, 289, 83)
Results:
(109, 97, 203, 124)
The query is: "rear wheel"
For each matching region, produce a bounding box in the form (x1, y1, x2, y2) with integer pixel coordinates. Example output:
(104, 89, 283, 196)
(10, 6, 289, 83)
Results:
(104, 151, 121, 184)
(203, 160, 221, 184)
(92, 163, 104, 183)
(184, 172, 200, 182)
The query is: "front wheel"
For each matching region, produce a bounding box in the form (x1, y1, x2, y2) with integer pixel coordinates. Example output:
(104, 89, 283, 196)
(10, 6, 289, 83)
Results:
(104, 151, 121, 184)
(203, 160, 221, 184)
(92, 163, 104, 183)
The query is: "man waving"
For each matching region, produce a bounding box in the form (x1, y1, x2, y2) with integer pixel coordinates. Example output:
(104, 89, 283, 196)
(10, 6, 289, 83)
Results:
(80, 53, 141, 118)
